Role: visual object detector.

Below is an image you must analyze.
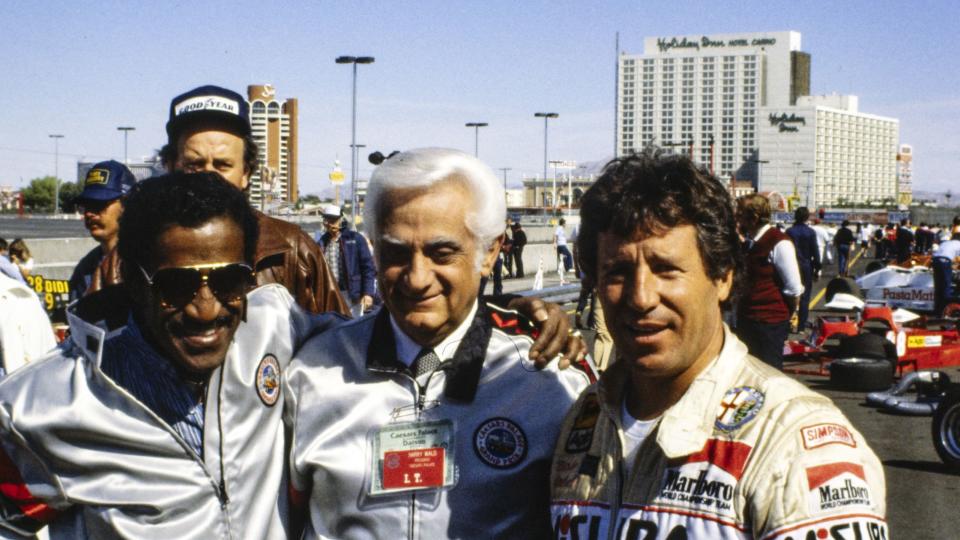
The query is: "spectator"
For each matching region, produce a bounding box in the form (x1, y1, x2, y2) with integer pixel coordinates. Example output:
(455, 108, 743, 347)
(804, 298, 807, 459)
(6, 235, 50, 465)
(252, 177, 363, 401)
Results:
(786, 207, 820, 331)
(510, 221, 527, 277)
(873, 224, 885, 259)
(0, 272, 56, 378)
(833, 220, 855, 276)
(316, 204, 377, 317)
(932, 231, 960, 316)
(7, 239, 33, 280)
(554, 217, 573, 272)
(812, 218, 834, 265)
(882, 223, 897, 262)
(501, 223, 514, 278)
(895, 218, 915, 265)
(0, 239, 26, 284)
(735, 193, 803, 370)
(69, 160, 136, 301)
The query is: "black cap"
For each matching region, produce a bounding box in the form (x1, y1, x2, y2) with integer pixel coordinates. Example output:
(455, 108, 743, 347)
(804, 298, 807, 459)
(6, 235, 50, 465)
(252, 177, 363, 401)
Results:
(166, 85, 251, 141)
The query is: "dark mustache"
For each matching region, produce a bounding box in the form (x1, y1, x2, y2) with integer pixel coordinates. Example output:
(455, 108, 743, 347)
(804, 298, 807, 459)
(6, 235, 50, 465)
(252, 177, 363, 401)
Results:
(171, 316, 234, 335)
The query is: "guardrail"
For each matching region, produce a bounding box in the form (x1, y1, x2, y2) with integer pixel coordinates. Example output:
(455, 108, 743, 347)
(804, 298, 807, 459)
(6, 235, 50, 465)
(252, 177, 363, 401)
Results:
(515, 283, 582, 305)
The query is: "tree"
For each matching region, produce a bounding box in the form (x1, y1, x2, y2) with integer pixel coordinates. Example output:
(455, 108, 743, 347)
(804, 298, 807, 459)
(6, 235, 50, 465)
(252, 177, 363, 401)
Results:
(20, 176, 82, 213)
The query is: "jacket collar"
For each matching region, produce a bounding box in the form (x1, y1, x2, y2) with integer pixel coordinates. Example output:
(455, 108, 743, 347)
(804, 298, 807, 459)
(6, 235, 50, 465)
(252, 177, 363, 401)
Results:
(596, 324, 747, 459)
(67, 285, 132, 368)
(253, 210, 292, 264)
(366, 303, 492, 403)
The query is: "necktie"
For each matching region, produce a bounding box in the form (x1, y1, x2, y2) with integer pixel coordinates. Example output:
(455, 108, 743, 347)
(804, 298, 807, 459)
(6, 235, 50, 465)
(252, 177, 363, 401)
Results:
(412, 348, 441, 378)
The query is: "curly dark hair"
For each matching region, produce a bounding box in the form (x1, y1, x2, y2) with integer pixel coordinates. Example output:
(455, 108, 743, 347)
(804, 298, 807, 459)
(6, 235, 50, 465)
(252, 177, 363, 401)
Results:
(117, 171, 259, 276)
(157, 126, 259, 189)
(577, 149, 743, 308)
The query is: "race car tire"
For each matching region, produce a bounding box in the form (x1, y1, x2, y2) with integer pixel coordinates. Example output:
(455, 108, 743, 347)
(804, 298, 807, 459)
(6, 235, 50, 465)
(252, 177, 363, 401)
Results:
(932, 385, 960, 473)
(825, 277, 862, 304)
(835, 332, 897, 362)
(864, 261, 885, 275)
(829, 357, 894, 391)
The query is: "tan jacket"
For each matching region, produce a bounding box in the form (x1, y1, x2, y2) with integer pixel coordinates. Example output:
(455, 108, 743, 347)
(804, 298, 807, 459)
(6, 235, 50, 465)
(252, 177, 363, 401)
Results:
(550, 327, 887, 539)
(90, 211, 348, 315)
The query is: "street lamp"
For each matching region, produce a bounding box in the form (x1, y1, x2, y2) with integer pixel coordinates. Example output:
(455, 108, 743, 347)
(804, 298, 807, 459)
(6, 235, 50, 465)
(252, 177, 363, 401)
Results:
(49, 134, 64, 215)
(498, 167, 511, 205)
(549, 160, 564, 209)
(802, 169, 815, 208)
(349, 144, 366, 217)
(750, 158, 769, 190)
(117, 126, 135, 164)
(534, 112, 559, 197)
(465, 122, 488, 157)
(336, 55, 375, 221)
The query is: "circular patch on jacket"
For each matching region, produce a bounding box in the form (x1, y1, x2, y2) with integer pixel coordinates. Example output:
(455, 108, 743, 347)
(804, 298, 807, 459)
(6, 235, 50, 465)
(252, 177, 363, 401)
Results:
(256, 354, 281, 406)
(474, 417, 527, 469)
(714, 386, 765, 432)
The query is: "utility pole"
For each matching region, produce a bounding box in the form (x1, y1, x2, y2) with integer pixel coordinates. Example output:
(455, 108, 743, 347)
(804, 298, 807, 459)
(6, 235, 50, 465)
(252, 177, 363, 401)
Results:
(49, 134, 64, 215)
(117, 126, 135, 164)
(498, 167, 511, 206)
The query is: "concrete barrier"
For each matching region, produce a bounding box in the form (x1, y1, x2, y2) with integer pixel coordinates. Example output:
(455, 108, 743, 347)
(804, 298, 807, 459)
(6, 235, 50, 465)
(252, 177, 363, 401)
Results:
(24, 237, 98, 281)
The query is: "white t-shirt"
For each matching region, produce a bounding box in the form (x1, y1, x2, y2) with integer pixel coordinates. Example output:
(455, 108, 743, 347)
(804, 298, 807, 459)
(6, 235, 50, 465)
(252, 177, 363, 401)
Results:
(554, 225, 567, 247)
(621, 401, 660, 474)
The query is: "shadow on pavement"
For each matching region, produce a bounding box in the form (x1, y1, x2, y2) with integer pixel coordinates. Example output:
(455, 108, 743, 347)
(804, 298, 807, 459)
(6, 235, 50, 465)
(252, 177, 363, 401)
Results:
(883, 459, 959, 476)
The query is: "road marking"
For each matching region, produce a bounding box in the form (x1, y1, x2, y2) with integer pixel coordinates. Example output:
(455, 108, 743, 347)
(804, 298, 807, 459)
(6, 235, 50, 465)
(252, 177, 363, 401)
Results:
(809, 248, 865, 309)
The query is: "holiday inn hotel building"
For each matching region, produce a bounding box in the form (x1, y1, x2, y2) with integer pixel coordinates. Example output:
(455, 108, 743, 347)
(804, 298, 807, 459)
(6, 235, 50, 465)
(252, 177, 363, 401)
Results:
(617, 31, 810, 178)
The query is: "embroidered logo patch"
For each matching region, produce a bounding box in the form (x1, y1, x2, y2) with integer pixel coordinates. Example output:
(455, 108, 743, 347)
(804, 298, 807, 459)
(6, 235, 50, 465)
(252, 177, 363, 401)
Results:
(85, 168, 110, 186)
(801, 423, 857, 450)
(714, 386, 764, 432)
(806, 462, 873, 514)
(256, 354, 281, 406)
(474, 417, 527, 468)
(564, 393, 600, 453)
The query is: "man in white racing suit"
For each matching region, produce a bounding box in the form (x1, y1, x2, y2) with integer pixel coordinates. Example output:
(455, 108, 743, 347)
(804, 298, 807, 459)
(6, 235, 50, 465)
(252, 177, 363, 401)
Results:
(0, 173, 341, 539)
(549, 151, 886, 540)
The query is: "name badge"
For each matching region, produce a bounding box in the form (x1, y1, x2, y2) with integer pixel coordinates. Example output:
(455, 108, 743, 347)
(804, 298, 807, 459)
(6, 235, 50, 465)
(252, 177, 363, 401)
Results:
(369, 419, 456, 496)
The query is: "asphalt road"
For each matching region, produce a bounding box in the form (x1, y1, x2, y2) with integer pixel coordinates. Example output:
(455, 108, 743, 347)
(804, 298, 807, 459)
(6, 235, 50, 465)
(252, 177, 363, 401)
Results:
(0, 214, 87, 239)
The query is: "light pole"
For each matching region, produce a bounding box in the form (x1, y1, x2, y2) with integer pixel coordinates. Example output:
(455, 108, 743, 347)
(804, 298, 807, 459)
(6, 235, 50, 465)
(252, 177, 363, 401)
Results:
(802, 169, 815, 208)
(549, 160, 564, 209)
(534, 113, 558, 205)
(349, 144, 366, 217)
(465, 122, 488, 157)
(117, 126, 135, 164)
(336, 55, 375, 221)
(751, 158, 769, 190)
(49, 134, 64, 215)
(498, 167, 511, 205)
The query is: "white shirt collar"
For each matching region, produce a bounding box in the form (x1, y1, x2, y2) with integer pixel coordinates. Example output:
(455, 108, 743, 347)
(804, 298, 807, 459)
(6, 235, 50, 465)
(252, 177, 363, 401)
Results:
(751, 223, 772, 242)
(389, 300, 480, 367)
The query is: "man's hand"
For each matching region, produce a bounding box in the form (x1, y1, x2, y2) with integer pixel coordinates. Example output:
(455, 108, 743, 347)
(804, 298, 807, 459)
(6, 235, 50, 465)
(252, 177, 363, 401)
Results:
(507, 297, 587, 370)
(360, 295, 374, 314)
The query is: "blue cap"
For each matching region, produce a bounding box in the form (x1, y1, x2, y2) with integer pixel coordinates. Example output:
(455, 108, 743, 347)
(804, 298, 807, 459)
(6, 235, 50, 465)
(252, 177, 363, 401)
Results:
(77, 160, 137, 202)
(166, 85, 251, 141)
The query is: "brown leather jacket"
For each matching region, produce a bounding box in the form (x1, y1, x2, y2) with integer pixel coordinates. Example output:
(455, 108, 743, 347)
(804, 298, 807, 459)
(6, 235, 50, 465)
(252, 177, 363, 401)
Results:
(89, 211, 350, 316)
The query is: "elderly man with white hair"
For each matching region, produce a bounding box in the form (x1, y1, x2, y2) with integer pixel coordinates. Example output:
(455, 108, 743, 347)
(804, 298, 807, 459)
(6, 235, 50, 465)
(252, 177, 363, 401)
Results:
(285, 148, 594, 539)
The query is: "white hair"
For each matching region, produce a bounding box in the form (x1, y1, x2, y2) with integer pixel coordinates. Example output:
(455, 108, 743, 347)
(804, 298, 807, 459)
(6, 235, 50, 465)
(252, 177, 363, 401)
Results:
(364, 148, 506, 266)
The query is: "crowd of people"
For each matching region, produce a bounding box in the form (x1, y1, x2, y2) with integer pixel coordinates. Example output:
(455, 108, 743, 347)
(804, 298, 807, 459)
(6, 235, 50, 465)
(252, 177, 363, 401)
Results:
(0, 84, 891, 538)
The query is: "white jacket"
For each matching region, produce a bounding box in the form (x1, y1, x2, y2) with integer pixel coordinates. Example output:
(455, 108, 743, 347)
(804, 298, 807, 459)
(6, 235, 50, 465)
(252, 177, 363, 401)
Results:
(0, 284, 340, 539)
(0, 272, 55, 377)
(550, 327, 886, 539)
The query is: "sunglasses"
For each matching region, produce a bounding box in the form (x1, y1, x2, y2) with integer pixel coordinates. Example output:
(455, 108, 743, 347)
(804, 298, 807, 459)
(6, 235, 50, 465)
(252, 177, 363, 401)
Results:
(138, 262, 255, 310)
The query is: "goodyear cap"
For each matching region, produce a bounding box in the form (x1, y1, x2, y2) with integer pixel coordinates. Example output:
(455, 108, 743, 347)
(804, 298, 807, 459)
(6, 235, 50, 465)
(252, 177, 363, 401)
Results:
(77, 160, 137, 202)
(166, 85, 251, 141)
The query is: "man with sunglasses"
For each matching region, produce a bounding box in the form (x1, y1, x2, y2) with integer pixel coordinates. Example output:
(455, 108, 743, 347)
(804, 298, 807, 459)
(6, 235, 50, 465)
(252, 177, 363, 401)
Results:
(0, 172, 341, 538)
(68, 160, 136, 301)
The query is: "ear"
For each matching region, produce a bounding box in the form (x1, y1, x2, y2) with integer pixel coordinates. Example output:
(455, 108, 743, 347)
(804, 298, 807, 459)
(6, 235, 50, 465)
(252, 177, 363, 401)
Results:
(715, 269, 734, 304)
(479, 234, 505, 277)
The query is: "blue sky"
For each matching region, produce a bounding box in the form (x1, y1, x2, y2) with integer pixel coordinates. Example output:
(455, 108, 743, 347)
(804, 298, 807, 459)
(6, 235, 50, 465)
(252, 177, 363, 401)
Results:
(2, 0, 958, 195)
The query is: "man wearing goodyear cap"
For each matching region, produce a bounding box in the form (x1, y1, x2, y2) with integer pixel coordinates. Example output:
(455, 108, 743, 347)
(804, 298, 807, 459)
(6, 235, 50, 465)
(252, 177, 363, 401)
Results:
(69, 160, 136, 301)
(316, 203, 377, 317)
(92, 85, 350, 316)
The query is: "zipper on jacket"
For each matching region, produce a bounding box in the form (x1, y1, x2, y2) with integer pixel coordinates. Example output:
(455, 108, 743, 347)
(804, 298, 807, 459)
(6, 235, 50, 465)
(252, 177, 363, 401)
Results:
(216, 366, 230, 511)
(607, 417, 625, 540)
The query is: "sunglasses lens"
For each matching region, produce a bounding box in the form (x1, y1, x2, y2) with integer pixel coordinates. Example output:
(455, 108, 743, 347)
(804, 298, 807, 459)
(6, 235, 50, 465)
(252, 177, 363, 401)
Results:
(208, 265, 254, 303)
(152, 268, 203, 309)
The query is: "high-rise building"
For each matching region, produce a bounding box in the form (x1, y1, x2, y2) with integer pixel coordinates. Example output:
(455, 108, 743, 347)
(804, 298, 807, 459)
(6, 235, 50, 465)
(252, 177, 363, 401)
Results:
(757, 95, 899, 209)
(617, 31, 810, 179)
(247, 84, 298, 207)
(897, 144, 913, 206)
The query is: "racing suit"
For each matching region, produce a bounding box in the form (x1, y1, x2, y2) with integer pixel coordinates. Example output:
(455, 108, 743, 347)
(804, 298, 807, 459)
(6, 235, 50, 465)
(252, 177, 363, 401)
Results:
(550, 327, 887, 540)
(0, 284, 340, 539)
(286, 302, 594, 539)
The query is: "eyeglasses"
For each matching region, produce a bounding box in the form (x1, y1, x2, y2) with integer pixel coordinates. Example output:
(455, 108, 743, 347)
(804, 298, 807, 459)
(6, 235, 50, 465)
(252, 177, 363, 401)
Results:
(138, 262, 255, 309)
